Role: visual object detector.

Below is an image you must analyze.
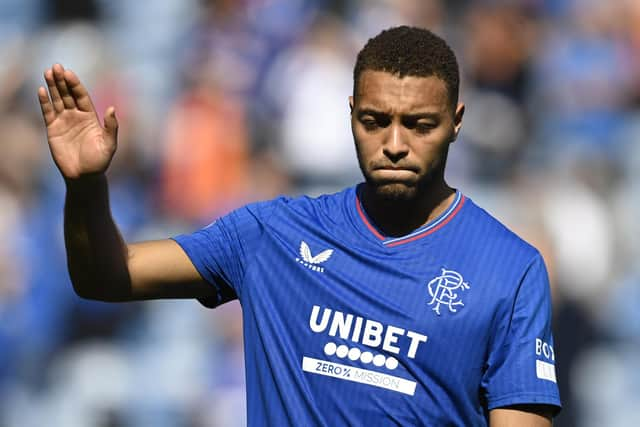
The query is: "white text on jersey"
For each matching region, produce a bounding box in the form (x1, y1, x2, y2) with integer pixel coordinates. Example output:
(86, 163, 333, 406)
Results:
(309, 305, 428, 359)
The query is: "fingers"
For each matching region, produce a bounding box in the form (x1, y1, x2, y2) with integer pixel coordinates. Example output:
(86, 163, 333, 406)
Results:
(42, 64, 96, 114)
(103, 106, 119, 138)
(52, 64, 77, 110)
(64, 69, 95, 112)
(44, 67, 64, 113)
(38, 86, 56, 126)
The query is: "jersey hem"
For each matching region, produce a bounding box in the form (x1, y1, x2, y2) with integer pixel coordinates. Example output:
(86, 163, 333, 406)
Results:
(487, 392, 562, 413)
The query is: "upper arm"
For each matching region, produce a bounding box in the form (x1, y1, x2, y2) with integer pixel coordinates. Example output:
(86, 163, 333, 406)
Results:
(124, 239, 216, 301)
(123, 200, 278, 305)
(490, 405, 553, 427)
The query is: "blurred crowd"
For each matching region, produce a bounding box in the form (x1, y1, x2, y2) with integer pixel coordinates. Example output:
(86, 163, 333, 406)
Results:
(1, 0, 639, 425)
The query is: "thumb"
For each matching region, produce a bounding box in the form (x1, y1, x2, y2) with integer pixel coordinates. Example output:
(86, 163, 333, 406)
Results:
(103, 106, 119, 138)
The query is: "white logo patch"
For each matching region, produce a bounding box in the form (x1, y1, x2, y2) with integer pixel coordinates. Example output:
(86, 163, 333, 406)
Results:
(296, 241, 333, 273)
(536, 360, 557, 383)
(535, 338, 557, 382)
(427, 268, 470, 315)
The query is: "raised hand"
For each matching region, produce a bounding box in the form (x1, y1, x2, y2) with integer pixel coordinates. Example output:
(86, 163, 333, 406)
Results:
(38, 64, 119, 180)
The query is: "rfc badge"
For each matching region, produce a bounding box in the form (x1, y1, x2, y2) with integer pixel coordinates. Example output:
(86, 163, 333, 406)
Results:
(427, 268, 470, 315)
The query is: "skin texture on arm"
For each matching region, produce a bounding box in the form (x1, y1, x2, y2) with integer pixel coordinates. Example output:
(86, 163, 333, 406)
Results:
(126, 240, 215, 301)
(39, 64, 214, 302)
(490, 405, 553, 427)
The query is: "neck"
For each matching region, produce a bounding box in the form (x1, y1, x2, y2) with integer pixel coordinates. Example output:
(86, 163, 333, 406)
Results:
(360, 182, 456, 237)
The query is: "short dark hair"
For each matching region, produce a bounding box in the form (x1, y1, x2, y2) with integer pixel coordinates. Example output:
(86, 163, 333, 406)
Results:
(353, 26, 460, 108)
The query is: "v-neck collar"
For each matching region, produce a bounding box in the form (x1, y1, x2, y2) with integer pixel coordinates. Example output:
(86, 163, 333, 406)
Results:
(353, 185, 466, 248)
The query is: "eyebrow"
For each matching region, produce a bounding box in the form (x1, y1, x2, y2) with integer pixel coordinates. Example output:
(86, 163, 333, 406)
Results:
(356, 108, 441, 121)
(403, 113, 441, 121)
(356, 108, 388, 117)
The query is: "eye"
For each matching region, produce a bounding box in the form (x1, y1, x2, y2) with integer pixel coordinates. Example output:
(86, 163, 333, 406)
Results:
(359, 113, 389, 131)
(361, 117, 378, 130)
(415, 122, 437, 134)
(402, 116, 438, 134)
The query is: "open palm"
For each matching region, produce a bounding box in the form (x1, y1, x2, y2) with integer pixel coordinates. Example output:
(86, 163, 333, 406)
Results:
(38, 64, 118, 180)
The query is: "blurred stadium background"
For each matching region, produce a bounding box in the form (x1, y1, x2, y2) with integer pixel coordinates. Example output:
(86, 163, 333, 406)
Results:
(1, 0, 639, 425)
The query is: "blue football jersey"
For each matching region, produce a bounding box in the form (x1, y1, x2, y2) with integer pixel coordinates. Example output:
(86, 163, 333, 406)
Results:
(173, 184, 561, 426)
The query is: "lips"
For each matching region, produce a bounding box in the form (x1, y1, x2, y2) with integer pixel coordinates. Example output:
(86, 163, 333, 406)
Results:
(372, 168, 417, 183)
(373, 165, 418, 172)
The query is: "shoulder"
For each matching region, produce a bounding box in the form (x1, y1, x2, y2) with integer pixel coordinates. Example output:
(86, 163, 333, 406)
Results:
(264, 186, 356, 218)
(223, 187, 355, 232)
(457, 195, 541, 268)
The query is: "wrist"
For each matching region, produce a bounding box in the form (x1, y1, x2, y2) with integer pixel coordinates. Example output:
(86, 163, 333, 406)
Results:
(65, 173, 108, 195)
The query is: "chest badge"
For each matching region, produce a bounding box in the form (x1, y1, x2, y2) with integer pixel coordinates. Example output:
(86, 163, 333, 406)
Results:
(427, 268, 470, 315)
(296, 241, 333, 273)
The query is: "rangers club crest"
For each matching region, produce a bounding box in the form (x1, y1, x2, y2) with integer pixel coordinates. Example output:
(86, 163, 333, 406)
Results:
(427, 268, 470, 315)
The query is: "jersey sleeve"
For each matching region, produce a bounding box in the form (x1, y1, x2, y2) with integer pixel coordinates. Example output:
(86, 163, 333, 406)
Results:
(171, 199, 281, 308)
(481, 253, 562, 413)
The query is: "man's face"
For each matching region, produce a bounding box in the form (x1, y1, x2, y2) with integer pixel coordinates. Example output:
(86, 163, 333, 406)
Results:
(350, 70, 464, 201)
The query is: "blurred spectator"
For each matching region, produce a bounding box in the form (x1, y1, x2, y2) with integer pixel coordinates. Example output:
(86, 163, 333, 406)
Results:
(532, 0, 634, 156)
(46, 0, 102, 23)
(263, 13, 361, 194)
(463, 3, 537, 103)
(0, 0, 42, 41)
(349, 0, 445, 43)
(624, 0, 640, 106)
(538, 167, 615, 306)
(458, 3, 539, 181)
(159, 70, 252, 222)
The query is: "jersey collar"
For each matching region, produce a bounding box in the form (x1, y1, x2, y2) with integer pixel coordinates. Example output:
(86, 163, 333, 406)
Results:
(354, 186, 466, 247)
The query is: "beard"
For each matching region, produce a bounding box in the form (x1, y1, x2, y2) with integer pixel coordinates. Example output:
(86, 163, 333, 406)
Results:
(365, 180, 421, 201)
(356, 148, 449, 203)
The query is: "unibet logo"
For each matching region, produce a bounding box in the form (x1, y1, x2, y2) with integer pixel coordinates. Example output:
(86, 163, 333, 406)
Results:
(296, 241, 333, 272)
(309, 305, 428, 359)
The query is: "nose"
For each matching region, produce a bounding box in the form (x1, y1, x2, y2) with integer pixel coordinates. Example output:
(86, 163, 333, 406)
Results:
(383, 123, 409, 162)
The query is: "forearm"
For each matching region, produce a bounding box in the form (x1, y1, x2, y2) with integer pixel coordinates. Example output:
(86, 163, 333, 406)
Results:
(41, 64, 210, 302)
(64, 173, 132, 300)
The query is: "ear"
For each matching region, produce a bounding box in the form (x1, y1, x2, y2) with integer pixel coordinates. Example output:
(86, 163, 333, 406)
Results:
(349, 96, 354, 114)
(451, 102, 465, 142)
